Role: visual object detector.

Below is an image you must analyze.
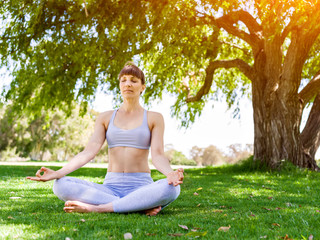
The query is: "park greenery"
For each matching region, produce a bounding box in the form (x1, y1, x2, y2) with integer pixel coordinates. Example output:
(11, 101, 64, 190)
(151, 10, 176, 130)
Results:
(1, 160, 319, 239)
(0, 103, 109, 162)
(0, 0, 320, 170)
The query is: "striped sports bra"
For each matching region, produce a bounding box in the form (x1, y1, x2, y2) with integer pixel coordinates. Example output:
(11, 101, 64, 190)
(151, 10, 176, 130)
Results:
(106, 109, 151, 149)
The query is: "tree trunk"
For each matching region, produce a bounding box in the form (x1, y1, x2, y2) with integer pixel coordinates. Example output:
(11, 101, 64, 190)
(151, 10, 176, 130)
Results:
(252, 78, 319, 170)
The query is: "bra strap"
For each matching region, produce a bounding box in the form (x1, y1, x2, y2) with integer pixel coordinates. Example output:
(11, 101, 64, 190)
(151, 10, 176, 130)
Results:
(143, 109, 148, 124)
(109, 109, 118, 126)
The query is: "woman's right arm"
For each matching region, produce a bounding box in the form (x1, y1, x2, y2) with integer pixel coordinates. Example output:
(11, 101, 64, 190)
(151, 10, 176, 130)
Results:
(27, 112, 110, 182)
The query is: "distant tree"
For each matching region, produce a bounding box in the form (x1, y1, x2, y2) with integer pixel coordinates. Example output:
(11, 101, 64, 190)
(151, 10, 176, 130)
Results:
(165, 147, 196, 166)
(201, 145, 225, 166)
(54, 106, 99, 161)
(0, 104, 30, 157)
(27, 113, 62, 160)
(226, 144, 253, 164)
(190, 146, 204, 166)
(190, 145, 225, 166)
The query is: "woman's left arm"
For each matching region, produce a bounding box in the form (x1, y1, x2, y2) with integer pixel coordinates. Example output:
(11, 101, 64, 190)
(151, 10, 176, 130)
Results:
(150, 112, 184, 186)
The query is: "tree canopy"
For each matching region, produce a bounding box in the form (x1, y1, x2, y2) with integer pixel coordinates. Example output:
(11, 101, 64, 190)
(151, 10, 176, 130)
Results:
(1, 0, 320, 169)
(0, 0, 245, 118)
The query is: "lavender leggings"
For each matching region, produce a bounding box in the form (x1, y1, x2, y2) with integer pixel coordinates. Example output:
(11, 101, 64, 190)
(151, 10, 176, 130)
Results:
(52, 172, 180, 213)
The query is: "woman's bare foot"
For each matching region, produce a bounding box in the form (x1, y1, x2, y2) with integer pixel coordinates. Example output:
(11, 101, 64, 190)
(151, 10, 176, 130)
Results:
(63, 201, 96, 213)
(145, 206, 161, 216)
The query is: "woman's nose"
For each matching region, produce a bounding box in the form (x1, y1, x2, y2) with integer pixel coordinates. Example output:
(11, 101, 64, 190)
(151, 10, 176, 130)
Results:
(125, 81, 132, 86)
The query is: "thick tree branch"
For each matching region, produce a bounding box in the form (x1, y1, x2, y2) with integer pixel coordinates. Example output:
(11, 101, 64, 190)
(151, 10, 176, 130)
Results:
(186, 59, 254, 103)
(299, 70, 320, 106)
(214, 18, 251, 45)
(282, 27, 320, 90)
(209, 10, 262, 47)
(234, 10, 262, 34)
(221, 40, 251, 57)
(280, 17, 299, 45)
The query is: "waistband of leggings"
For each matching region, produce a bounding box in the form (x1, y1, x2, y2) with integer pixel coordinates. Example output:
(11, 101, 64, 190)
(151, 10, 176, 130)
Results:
(105, 172, 151, 178)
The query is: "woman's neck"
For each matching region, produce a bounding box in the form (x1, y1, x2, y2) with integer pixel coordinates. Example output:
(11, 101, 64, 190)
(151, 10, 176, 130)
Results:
(120, 99, 143, 113)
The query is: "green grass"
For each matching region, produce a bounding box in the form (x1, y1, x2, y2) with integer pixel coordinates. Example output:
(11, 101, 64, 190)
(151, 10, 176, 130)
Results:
(0, 161, 320, 240)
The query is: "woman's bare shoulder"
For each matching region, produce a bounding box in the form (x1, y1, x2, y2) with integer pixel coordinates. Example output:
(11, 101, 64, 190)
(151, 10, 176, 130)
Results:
(96, 110, 115, 126)
(99, 110, 114, 116)
(147, 110, 163, 118)
(147, 111, 164, 126)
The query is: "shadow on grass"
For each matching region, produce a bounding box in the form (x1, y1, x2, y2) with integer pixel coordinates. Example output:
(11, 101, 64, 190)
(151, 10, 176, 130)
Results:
(181, 165, 320, 219)
(0, 165, 107, 177)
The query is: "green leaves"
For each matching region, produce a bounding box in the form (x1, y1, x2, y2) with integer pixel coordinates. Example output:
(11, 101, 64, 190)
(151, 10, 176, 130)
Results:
(1, 0, 150, 116)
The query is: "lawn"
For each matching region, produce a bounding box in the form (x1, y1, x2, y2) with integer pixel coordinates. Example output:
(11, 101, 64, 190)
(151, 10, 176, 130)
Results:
(0, 161, 320, 239)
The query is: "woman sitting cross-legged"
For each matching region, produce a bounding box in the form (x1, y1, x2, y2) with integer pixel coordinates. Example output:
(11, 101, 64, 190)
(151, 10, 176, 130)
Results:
(27, 62, 183, 216)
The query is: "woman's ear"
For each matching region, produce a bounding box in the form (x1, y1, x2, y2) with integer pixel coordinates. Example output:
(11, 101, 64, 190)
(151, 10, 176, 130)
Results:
(141, 85, 146, 94)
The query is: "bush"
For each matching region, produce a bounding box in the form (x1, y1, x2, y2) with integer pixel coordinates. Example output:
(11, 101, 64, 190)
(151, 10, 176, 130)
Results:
(165, 149, 196, 166)
(0, 147, 28, 162)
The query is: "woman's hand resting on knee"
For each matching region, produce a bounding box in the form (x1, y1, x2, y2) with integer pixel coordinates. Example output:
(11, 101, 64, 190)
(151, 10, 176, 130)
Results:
(167, 168, 184, 186)
(26, 167, 61, 182)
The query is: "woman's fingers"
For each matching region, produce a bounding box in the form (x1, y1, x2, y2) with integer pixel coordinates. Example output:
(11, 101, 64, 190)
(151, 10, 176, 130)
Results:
(178, 171, 184, 181)
(174, 170, 184, 186)
(35, 170, 42, 178)
(176, 168, 184, 181)
(26, 176, 41, 181)
(35, 167, 47, 178)
(167, 169, 184, 186)
(173, 180, 183, 186)
(27, 167, 55, 182)
(40, 167, 48, 172)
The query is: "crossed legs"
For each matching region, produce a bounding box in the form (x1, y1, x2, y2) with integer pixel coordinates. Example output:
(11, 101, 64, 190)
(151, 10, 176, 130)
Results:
(53, 176, 180, 215)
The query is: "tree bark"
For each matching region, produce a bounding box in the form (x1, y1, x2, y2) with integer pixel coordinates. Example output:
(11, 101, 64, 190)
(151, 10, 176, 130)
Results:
(300, 93, 320, 169)
(252, 83, 318, 169)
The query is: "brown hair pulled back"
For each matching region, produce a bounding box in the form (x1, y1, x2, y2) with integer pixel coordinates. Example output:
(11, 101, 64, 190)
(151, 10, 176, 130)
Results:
(118, 62, 145, 85)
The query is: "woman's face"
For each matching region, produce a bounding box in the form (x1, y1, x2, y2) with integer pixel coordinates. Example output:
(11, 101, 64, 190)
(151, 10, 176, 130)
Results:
(119, 74, 146, 98)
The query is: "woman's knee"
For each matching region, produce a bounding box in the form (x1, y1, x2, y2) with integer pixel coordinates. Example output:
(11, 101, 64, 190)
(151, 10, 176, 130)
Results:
(52, 177, 72, 201)
(170, 184, 181, 200)
(157, 179, 181, 201)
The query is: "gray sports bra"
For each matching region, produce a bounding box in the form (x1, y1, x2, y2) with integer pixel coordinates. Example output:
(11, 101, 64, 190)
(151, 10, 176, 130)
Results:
(106, 109, 151, 149)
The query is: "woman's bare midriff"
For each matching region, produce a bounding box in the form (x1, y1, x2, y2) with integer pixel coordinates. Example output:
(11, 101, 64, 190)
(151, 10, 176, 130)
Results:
(107, 147, 150, 173)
